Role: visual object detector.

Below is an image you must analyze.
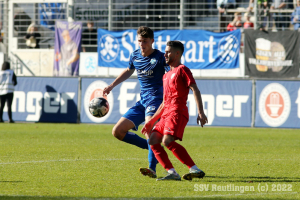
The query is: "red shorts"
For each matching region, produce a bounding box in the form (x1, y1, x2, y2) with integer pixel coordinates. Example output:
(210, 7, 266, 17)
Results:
(152, 112, 188, 141)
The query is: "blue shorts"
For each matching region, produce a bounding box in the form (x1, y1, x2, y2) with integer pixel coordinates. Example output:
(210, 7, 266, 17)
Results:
(123, 100, 161, 131)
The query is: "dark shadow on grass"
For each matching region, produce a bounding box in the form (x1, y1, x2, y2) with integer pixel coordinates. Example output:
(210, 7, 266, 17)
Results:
(155, 175, 300, 183)
(202, 175, 300, 183)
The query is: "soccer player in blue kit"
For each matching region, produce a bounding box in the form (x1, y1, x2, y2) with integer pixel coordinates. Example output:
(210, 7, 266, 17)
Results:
(103, 26, 168, 178)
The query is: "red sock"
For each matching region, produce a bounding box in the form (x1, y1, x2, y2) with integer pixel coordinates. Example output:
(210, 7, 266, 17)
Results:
(151, 143, 174, 171)
(167, 141, 195, 168)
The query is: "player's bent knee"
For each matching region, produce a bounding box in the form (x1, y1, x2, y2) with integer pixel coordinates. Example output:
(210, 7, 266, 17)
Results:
(112, 126, 126, 140)
(162, 140, 170, 147)
(162, 137, 174, 147)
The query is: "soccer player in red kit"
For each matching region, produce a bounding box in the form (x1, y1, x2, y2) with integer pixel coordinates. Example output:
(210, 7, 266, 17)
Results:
(141, 40, 208, 181)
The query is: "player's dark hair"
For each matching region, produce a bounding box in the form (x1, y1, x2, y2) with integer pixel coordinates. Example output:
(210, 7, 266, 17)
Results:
(137, 26, 154, 39)
(2, 61, 10, 71)
(167, 40, 184, 55)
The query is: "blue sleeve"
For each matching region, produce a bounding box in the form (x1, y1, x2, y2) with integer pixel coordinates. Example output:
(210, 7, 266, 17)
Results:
(128, 52, 135, 69)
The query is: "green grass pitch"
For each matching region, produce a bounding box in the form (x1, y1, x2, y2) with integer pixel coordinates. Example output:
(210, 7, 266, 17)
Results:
(0, 123, 299, 199)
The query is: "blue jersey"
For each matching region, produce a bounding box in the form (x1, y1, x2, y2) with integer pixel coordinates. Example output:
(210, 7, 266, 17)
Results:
(129, 49, 168, 107)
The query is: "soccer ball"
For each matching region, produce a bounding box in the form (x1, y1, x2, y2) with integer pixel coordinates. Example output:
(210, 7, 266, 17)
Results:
(89, 97, 109, 118)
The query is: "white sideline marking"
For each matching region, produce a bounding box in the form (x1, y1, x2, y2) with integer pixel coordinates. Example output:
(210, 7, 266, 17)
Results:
(0, 158, 142, 165)
(0, 157, 293, 165)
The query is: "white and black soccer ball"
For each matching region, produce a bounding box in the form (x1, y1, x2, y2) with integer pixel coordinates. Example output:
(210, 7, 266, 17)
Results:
(89, 97, 110, 118)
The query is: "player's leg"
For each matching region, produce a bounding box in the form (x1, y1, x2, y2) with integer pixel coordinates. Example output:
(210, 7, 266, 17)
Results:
(163, 134, 205, 180)
(139, 126, 162, 178)
(139, 102, 161, 178)
(149, 132, 181, 181)
(0, 94, 7, 122)
(6, 93, 14, 123)
(112, 102, 148, 149)
(145, 115, 158, 173)
(112, 117, 148, 149)
(139, 115, 160, 178)
(147, 118, 180, 181)
(163, 113, 205, 180)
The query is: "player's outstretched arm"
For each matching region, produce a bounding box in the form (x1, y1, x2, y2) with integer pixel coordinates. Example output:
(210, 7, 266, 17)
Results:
(190, 84, 208, 127)
(141, 100, 165, 136)
(103, 68, 135, 95)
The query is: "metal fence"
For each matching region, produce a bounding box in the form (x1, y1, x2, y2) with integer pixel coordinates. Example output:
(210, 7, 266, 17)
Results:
(12, 2, 67, 49)
(5, 0, 298, 52)
(75, 0, 297, 53)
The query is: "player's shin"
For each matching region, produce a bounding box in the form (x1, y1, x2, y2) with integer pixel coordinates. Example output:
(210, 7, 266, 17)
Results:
(147, 139, 157, 172)
(122, 131, 148, 149)
(151, 143, 174, 170)
(167, 141, 195, 168)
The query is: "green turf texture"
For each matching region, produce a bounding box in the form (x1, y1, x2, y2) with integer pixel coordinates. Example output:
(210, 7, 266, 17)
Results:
(0, 123, 299, 199)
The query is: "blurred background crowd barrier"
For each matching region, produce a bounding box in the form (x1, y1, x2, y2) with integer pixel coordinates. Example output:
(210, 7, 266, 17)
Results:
(0, 0, 298, 78)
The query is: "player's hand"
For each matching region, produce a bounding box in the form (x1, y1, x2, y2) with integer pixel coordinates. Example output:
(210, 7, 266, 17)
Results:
(197, 112, 208, 127)
(141, 120, 154, 136)
(103, 85, 113, 96)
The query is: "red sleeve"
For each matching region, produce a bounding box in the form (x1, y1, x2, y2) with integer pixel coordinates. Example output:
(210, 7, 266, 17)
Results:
(180, 66, 196, 88)
(227, 24, 233, 31)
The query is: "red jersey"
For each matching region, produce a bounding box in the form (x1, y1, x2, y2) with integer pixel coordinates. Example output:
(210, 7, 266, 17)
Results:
(162, 65, 196, 119)
(243, 22, 254, 29)
(227, 23, 235, 31)
(227, 23, 242, 31)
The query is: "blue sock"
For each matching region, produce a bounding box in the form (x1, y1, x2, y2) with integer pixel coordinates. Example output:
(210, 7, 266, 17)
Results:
(148, 139, 158, 172)
(122, 132, 148, 149)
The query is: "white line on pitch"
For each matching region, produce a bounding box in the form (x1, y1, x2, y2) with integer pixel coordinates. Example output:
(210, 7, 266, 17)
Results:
(0, 158, 142, 165)
(0, 157, 295, 165)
